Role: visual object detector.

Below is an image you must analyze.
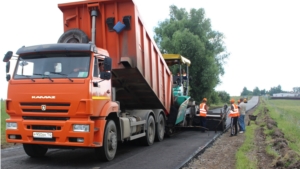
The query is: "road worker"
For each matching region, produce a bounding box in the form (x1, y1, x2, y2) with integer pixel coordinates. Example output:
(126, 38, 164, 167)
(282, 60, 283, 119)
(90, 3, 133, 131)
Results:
(229, 99, 239, 136)
(182, 69, 187, 80)
(237, 99, 242, 132)
(238, 99, 247, 133)
(198, 98, 208, 132)
(99, 62, 105, 72)
(73, 67, 87, 72)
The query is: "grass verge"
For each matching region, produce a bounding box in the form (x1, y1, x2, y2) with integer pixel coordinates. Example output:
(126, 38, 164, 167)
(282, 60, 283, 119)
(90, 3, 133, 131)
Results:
(265, 99, 300, 155)
(235, 102, 262, 169)
(236, 98, 300, 168)
(1, 100, 9, 147)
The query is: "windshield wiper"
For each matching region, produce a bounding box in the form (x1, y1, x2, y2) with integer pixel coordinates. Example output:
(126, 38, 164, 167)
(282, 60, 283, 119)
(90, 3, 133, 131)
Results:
(42, 75, 54, 82)
(20, 75, 35, 82)
(49, 72, 73, 82)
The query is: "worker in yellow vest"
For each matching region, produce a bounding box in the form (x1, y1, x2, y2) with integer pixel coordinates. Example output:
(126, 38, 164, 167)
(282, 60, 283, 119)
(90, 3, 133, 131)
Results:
(198, 98, 208, 132)
(229, 99, 240, 136)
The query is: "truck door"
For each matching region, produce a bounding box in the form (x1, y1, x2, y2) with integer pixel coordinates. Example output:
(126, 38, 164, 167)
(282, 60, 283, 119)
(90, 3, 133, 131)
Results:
(91, 57, 110, 116)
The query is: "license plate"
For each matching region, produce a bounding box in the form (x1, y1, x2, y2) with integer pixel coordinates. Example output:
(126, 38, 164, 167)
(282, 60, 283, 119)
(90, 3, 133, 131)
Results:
(33, 132, 53, 138)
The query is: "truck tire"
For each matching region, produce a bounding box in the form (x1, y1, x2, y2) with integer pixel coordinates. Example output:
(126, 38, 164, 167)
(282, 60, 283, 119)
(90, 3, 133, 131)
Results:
(23, 144, 48, 158)
(142, 115, 155, 146)
(95, 120, 118, 161)
(155, 113, 165, 142)
(57, 28, 89, 43)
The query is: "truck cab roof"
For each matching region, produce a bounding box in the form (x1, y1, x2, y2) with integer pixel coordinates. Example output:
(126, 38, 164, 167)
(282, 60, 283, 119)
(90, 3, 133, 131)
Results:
(16, 43, 98, 55)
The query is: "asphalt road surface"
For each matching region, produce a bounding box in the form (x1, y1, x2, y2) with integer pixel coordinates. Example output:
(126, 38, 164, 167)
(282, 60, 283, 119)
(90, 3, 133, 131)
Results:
(1, 96, 259, 169)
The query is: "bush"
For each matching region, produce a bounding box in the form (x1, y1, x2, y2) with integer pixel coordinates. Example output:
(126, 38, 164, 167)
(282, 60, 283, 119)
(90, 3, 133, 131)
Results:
(217, 91, 230, 103)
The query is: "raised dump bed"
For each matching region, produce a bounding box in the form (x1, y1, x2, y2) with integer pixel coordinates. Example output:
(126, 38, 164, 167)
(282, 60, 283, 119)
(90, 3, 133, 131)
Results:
(59, 0, 172, 113)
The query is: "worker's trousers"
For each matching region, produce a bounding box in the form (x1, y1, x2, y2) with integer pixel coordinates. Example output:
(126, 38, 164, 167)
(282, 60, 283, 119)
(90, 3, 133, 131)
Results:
(238, 114, 245, 132)
(200, 116, 206, 132)
(230, 117, 238, 135)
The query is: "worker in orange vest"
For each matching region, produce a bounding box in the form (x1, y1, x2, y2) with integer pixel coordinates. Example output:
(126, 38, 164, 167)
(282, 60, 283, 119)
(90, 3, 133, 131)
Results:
(229, 99, 240, 136)
(198, 98, 208, 132)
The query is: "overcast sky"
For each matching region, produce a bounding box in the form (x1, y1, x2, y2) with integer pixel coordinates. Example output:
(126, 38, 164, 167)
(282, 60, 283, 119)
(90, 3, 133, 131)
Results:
(0, 0, 299, 99)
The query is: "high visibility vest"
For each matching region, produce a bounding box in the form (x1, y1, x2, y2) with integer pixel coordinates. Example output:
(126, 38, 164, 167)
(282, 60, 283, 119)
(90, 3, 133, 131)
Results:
(229, 104, 239, 117)
(199, 103, 207, 117)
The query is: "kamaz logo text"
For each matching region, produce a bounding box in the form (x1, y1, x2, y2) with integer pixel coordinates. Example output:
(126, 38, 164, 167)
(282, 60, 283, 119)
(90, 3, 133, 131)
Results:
(32, 96, 56, 99)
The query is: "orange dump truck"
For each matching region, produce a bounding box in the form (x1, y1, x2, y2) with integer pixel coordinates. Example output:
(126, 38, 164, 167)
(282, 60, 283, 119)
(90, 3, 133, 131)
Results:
(3, 0, 172, 161)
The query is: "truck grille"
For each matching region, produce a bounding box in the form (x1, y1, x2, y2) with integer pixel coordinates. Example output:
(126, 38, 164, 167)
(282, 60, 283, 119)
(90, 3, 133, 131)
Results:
(22, 109, 68, 113)
(20, 102, 70, 113)
(23, 116, 69, 121)
(20, 103, 70, 106)
(31, 125, 61, 130)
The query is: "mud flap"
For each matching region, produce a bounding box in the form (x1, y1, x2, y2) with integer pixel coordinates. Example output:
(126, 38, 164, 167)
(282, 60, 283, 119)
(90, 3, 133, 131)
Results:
(165, 105, 179, 136)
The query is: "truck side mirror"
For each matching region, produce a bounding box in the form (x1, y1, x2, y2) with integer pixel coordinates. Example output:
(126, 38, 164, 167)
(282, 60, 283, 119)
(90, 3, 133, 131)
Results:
(6, 74, 11, 81)
(100, 72, 111, 80)
(103, 57, 112, 71)
(3, 51, 13, 62)
(6, 61, 10, 73)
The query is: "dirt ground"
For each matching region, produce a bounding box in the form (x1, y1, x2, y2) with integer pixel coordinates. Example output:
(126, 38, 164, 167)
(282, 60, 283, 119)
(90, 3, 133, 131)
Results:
(1, 142, 18, 149)
(183, 102, 300, 169)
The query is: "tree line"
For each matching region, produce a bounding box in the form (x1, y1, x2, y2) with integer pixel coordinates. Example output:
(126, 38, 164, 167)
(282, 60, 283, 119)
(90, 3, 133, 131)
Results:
(240, 85, 299, 96)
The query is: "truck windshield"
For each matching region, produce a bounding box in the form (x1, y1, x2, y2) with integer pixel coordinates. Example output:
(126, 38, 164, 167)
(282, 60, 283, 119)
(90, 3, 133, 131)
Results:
(14, 53, 90, 79)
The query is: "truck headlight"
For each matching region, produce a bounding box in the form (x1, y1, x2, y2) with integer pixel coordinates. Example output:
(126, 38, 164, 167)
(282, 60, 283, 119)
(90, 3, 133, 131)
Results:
(6, 122, 18, 129)
(73, 124, 89, 132)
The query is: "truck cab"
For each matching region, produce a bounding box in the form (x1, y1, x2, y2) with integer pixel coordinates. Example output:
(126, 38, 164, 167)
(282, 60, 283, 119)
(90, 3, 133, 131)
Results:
(4, 43, 120, 157)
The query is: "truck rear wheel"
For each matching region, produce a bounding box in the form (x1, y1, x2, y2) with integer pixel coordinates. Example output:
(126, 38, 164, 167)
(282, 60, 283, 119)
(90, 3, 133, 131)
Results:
(95, 120, 118, 161)
(23, 144, 48, 158)
(155, 113, 165, 142)
(57, 28, 89, 43)
(143, 115, 155, 146)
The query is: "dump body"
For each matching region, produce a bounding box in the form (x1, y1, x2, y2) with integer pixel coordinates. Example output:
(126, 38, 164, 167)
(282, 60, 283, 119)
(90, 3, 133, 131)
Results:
(58, 0, 172, 113)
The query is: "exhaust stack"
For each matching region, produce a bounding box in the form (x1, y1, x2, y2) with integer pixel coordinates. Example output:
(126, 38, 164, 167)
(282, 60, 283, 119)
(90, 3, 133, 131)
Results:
(91, 9, 98, 44)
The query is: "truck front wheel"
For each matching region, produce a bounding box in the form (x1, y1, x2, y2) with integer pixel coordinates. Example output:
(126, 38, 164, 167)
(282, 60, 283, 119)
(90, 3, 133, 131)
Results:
(143, 115, 155, 146)
(23, 144, 48, 158)
(95, 120, 118, 161)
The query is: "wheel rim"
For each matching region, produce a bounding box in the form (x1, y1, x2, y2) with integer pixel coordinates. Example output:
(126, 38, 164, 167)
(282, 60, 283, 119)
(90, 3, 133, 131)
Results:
(108, 131, 117, 151)
(148, 119, 154, 142)
(65, 36, 80, 43)
(158, 115, 165, 138)
(106, 123, 117, 157)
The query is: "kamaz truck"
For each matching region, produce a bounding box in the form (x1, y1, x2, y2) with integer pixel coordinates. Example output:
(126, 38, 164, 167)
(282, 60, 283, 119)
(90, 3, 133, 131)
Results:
(3, 0, 197, 161)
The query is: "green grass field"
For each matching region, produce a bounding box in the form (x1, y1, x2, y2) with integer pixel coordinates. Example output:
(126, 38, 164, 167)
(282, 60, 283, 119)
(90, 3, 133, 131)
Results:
(1, 100, 9, 145)
(265, 99, 300, 155)
(236, 98, 300, 168)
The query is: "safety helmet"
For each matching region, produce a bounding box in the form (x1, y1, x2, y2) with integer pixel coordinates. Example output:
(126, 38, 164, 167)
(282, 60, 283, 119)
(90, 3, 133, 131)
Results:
(230, 99, 235, 103)
(202, 98, 207, 102)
